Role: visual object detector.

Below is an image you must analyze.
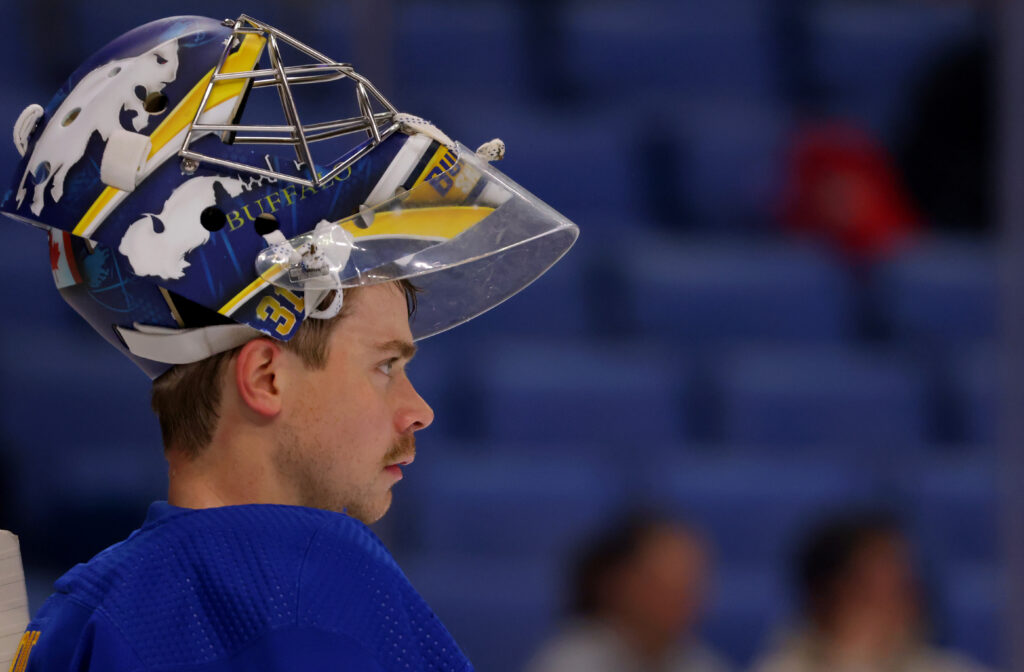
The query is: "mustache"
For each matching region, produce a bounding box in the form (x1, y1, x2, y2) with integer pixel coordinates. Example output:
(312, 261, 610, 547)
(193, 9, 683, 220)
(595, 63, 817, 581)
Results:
(383, 434, 415, 465)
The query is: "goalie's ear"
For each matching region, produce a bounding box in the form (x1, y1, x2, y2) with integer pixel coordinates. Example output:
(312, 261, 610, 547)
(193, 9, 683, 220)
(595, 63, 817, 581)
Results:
(0, 530, 30, 669)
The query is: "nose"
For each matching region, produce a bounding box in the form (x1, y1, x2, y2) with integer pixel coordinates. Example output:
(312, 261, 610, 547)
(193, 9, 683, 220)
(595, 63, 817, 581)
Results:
(396, 377, 434, 433)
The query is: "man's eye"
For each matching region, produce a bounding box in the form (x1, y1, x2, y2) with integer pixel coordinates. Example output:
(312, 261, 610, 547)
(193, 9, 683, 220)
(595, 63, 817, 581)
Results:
(377, 359, 397, 376)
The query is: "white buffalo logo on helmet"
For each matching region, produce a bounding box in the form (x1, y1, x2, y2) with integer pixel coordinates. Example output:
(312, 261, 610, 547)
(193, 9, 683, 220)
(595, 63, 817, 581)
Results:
(119, 176, 247, 280)
(16, 42, 180, 215)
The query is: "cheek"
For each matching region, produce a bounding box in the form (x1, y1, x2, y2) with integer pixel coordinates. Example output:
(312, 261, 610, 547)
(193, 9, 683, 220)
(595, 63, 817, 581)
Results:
(294, 374, 367, 442)
(344, 378, 398, 444)
(296, 368, 399, 453)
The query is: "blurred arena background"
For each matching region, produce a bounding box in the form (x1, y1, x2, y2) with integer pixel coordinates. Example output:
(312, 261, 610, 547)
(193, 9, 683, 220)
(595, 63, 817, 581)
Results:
(0, 0, 1013, 670)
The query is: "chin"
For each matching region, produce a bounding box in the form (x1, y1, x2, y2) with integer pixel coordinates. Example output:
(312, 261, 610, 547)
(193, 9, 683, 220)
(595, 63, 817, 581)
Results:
(348, 491, 393, 525)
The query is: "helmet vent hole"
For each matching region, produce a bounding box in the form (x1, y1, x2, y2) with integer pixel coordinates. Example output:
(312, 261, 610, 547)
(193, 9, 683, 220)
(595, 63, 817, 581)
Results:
(144, 92, 168, 115)
(108, 66, 121, 78)
(201, 207, 227, 232)
(62, 108, 81, 126)
(134, 85, 147, 101)
(32, 161, 50, 183)
(254, 213, 279, 236)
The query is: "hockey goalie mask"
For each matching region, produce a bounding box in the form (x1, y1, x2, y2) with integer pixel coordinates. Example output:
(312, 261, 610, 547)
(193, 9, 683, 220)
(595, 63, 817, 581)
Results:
(0, 15, 578, 378)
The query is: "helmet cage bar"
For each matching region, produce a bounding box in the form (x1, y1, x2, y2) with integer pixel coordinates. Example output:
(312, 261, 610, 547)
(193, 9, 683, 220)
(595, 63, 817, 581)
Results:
(179, 14, 399, 188)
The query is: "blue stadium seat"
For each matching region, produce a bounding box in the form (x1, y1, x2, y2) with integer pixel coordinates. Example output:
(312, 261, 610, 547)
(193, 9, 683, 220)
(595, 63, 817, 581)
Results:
(410, 100, 640, 226)
(450, 232, 592, 339)
(701, 566, 791, 668)
(0, 327, 164, 565)
(948, 347, 996, 446)
(22, 440, 166, 569)
(414, 95, 672, 231)
(679, 101, 791, 228)
(17, 439, 165, 510)
(470, 339, 688, 444)
(623, 237, 853, 344)
(0, 328, 162, 452)
(409, 453, 623, 557)
(936, 564, 1005, 669)
(716, 345, 927, 447)
(565, 1, 780, 99)
(637, 455, 878, 567)
(393, 3, 526, 102)
(0, 6, 33, 89)
(399, 552, 561, 672)
(870, 239, 997, 346)
(903, 457, 998, 566)
(808, 3, 981, 135)
(401, 343, 469, 441)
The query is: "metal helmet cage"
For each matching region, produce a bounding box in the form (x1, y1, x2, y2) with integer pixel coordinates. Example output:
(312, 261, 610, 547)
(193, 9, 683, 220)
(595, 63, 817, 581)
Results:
(179, 14, 400, 189)
(0, 13, 579, 377)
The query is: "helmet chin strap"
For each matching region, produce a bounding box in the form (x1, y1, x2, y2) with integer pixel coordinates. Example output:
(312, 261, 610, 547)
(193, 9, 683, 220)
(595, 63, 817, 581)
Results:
(306, 288, 344, 319)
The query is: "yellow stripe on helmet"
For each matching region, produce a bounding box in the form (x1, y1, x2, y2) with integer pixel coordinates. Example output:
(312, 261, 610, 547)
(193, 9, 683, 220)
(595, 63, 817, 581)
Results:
(217, 205, 493, 316)
(72, 34, 266, 237)
(147, 34, 266, 159)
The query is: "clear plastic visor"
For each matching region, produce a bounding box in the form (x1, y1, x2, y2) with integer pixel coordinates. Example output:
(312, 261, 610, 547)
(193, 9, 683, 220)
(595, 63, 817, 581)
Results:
(255, 141, 579, 339)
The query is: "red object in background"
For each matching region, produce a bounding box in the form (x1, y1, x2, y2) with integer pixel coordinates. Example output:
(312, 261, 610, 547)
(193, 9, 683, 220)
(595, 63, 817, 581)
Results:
(780, 122, 920, 262)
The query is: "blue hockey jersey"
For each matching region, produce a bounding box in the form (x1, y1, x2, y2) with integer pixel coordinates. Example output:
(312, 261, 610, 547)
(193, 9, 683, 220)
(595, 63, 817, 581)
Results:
(11, 502, 473, 671)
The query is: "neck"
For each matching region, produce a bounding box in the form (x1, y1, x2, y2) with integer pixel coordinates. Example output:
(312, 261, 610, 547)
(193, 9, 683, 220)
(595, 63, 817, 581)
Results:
(166, 457, 235, 509)
(820, 608, 914, 667)
(606, 615, 674, 664)
(166, 425, 292, 509)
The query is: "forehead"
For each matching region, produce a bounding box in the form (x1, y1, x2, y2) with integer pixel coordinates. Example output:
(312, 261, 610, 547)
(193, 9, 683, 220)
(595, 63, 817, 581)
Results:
(335, 283, 413, 346)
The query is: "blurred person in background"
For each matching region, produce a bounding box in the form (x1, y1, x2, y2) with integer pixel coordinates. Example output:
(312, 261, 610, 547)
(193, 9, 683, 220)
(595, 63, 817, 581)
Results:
(897, 31, 993, 235)
(750, 513, 992, 672)
(779, 121, 920, 264)
(526, 515, 730, 672)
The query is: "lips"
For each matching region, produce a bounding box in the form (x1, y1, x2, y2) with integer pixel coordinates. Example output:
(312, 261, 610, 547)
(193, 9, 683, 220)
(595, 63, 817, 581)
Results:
(384, 435, 416, 469)
(384, 454, 413, 481)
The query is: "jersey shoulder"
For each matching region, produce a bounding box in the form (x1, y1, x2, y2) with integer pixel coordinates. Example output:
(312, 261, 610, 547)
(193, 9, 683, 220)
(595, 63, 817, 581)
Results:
(34, 505, 471, 671)
(297, 512, 472, 671)
(55, 505, 332, 668)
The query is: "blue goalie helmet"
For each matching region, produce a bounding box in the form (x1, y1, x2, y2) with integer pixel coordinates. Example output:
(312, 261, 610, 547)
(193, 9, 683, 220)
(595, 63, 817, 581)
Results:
(1, 14, 578, 379)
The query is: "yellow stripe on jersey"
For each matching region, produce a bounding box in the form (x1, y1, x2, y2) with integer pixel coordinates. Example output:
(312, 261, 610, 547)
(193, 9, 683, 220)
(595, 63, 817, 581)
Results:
(9, 630, 40, 672)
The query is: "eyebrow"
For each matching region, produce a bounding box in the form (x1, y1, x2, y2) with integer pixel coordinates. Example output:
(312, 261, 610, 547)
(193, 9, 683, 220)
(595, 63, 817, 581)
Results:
(376, 339, 418, 360)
